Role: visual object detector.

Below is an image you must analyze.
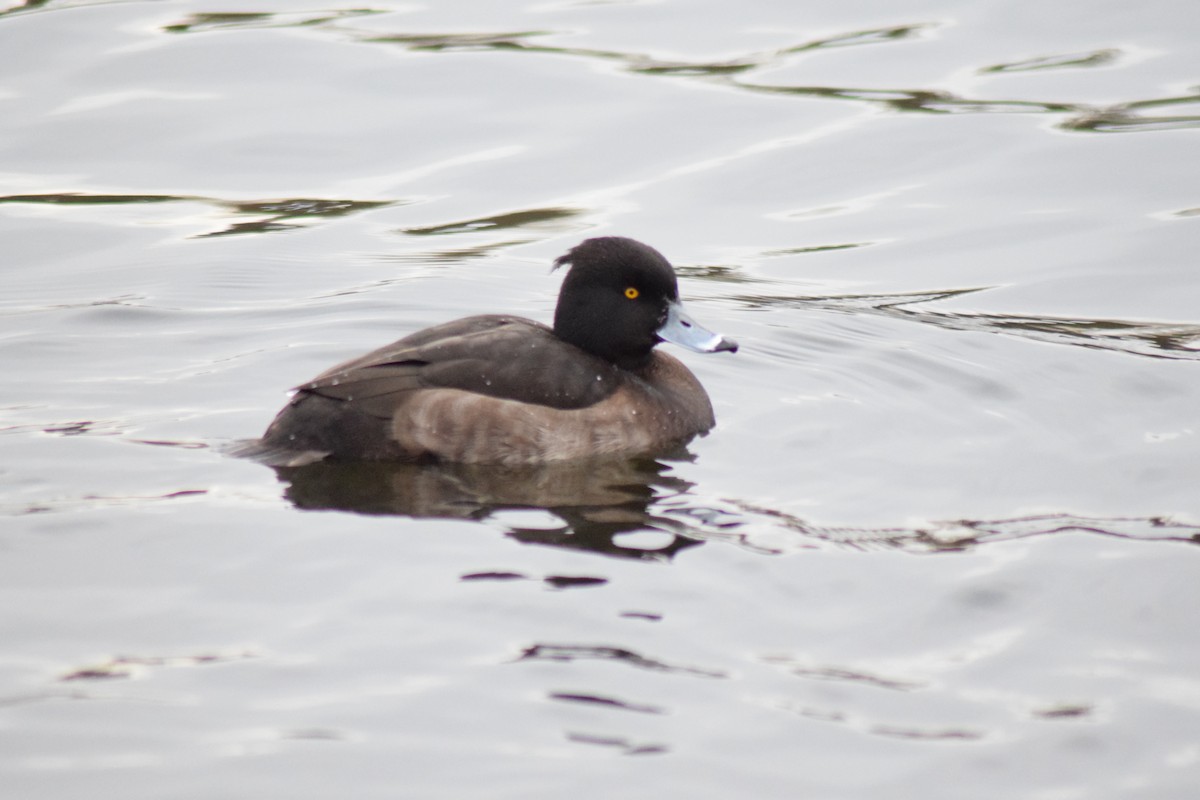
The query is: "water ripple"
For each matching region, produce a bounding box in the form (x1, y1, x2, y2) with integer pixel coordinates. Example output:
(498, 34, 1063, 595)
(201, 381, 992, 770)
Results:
(565, 730, 667, 755)
(737, 287, 1200, 362)
(713, 506, 1200, 554)
(348, 22, 1198, 134)
(401, 206, 583, 236)
(0, 192, 391, 237)
(780, 701, 987, 742)
(60, 651, 256, 682)
(549, 691, 665, 715)
(981, 48, 1122, 74)
(517, 643, 726, 678)
(760, 655, 925, 691)
(161, 9, 381, 35)
(143, 11, 1199, 135)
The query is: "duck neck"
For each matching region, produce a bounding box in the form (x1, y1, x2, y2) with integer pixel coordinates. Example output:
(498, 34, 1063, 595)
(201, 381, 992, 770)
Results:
(554, 307, 654, 371)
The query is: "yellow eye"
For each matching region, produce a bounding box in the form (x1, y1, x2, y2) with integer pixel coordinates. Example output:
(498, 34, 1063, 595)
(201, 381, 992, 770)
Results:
(624, 287, 639, 299)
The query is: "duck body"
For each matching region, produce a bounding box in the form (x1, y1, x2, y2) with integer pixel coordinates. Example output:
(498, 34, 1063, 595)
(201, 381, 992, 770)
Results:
(253, 237, 736, 466)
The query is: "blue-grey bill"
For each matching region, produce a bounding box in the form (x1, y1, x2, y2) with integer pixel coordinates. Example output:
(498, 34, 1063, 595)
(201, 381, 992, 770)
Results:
(657, 301, 738, 354)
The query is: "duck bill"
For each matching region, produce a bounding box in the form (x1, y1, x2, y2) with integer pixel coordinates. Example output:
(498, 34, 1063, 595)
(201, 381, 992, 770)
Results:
(657, 301, 738, 354)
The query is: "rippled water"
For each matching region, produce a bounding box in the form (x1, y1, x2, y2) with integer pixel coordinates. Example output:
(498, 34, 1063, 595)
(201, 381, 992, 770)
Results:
(2, 1, 1199, 797)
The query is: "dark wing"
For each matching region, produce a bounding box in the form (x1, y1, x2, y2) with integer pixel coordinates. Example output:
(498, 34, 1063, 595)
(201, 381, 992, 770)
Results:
(299, 315, 620, 419)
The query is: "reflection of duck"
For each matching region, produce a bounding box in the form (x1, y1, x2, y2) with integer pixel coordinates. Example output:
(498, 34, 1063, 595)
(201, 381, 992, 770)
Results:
(275, 456, 704, 561)
(249, 237, 737, 466)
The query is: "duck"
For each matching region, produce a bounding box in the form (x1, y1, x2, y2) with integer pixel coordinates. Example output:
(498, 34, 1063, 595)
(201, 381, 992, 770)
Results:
(251, 236, 737, 466)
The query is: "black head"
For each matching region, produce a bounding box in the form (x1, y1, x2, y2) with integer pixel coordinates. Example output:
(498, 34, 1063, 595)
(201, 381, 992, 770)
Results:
(552, 237, 736, 370)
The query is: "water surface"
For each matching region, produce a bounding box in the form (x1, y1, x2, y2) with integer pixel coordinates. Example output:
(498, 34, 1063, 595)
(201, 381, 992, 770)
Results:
(2, 1, 1198, 797)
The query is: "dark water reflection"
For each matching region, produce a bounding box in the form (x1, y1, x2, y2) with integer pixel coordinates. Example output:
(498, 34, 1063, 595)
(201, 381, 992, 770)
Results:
(739, 287, 1200, 362)
(726, 502, 1200, 553)
(0, 192, 391, 238)
(275, 455, 704, 561)
(136, 10, 1200, 135)
(401, 206, 583, 237)
(371, 21, 1192, 135)
(272, 452, 1200, 559)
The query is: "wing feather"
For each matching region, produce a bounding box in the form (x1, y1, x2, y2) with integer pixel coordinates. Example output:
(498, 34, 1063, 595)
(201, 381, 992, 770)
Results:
(297, 315, 618, 419)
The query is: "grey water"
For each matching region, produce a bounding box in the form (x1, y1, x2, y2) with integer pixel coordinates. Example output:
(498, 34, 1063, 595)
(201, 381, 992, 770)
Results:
(2, 1, 1199, 797)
